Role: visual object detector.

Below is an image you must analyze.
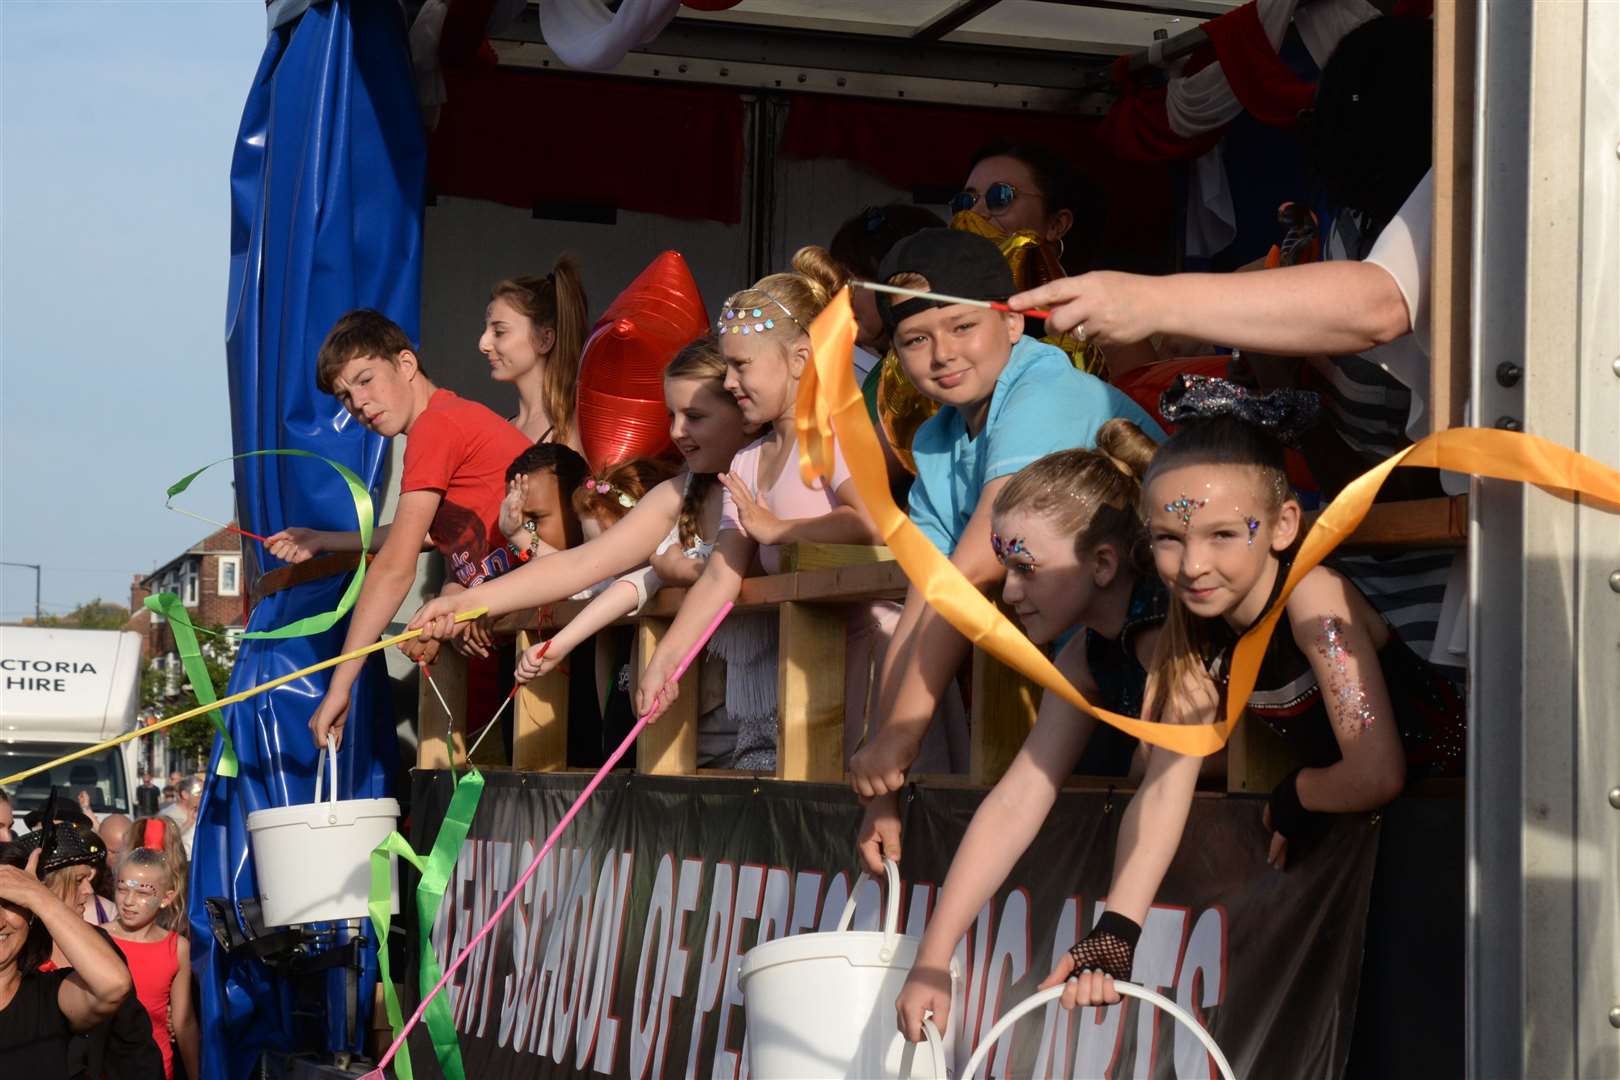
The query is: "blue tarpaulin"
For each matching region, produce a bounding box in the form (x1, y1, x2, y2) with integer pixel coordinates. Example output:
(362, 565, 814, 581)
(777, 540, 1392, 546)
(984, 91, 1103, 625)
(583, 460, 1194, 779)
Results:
(190, 2, 425, 1076)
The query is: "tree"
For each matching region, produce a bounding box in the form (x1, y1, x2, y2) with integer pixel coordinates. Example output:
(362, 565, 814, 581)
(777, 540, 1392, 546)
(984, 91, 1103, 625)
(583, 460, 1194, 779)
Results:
(140, 626, 239, 773)
(30, 598, 131, 630)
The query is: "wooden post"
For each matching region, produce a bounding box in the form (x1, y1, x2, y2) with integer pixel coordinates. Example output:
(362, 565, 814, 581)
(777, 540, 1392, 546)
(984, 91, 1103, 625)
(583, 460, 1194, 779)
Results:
(1224, 717, 1297, 796)
(969, 648, 1040, 785)
(512, 627, 569, 771)
(633, 617, 699, 775)
(1431, 0, 1476, 431)
(417, 647, 468, 770)
(775, 602, 847, 782)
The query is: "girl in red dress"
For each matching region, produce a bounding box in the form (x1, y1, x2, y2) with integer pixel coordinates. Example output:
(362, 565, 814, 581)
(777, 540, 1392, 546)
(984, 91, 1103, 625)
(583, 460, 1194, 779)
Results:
(104, 828, 197, 1080)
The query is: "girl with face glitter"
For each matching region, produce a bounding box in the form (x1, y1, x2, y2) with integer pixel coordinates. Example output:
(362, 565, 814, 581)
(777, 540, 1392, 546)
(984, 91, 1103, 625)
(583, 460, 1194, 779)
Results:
(1041, 375, 1466, 1016)
(105, 841, 197, 1080)
(895, 420, 1177, 1043)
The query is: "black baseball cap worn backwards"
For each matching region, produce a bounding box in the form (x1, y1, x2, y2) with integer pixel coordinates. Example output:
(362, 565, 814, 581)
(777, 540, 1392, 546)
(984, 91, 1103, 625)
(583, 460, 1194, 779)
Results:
(876, 228, 1017, 332)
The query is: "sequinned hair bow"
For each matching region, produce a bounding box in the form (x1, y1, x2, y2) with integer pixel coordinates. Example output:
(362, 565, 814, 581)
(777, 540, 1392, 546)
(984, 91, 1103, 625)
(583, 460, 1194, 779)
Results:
(1158, 374, 1321, 447)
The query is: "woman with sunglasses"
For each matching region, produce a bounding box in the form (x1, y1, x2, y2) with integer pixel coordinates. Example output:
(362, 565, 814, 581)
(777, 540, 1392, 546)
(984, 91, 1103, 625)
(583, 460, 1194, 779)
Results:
(952, 140, 1092, 265)
(953, 141, 1159, 379)
(0, 843, 134, 1073)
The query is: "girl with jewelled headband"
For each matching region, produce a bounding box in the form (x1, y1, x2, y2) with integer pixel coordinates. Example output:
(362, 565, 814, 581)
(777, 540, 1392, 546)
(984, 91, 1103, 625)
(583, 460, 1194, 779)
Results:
(633, 248, 898, 770)
(106, 836, 199, 1080)
(1041, 374, 1465, 1017)
(895, 419, 1183, 1044)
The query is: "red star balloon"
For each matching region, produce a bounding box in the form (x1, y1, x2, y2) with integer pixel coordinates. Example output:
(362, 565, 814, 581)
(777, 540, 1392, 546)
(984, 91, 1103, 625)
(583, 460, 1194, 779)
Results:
(576, 251, 709, 474)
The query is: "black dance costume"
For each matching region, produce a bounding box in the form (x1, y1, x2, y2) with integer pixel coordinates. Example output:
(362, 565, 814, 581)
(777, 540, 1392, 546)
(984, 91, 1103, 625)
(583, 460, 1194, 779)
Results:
(1071, 576, 1169, 776)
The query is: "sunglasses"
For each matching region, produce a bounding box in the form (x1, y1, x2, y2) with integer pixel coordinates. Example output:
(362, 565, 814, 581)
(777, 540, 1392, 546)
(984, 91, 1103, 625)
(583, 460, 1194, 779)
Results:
(949, 181, 1041, 216)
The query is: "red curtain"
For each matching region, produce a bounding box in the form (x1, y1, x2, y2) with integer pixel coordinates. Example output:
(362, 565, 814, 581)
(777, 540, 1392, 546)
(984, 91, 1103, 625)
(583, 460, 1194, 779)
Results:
(428, 67, 747, 223)
(779, 94, 1173, 265)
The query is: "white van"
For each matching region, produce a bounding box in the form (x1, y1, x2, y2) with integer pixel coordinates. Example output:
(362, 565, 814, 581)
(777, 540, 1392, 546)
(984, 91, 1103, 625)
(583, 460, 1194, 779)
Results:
(0, 625, 144, 819)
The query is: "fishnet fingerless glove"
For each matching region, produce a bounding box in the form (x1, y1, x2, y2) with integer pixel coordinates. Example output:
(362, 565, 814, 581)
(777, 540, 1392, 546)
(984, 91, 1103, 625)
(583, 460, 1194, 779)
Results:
(1067, 911, 1141, 981)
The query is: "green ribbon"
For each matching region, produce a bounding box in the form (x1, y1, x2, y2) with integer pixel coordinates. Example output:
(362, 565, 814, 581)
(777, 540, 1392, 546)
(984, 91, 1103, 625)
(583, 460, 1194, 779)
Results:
(369, 769, 484, 1080)
(143, 591, 239, 779)
(150, 449, 375, 776)
(166, 449, 375, 640)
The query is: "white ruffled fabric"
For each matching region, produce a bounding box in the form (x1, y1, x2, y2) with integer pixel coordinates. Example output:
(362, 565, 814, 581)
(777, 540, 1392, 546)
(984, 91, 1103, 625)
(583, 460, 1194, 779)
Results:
(1166, 0, 1379, 257)
(536, 0, 684, 72)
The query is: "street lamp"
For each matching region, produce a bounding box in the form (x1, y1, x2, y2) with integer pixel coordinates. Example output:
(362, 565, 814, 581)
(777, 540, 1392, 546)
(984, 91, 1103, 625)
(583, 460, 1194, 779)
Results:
(0, 561, 41, 623)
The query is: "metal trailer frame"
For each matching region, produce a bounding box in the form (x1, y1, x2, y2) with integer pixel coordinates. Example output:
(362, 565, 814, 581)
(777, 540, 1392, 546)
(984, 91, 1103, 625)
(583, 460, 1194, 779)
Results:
(1468, 0, 1619, 1075)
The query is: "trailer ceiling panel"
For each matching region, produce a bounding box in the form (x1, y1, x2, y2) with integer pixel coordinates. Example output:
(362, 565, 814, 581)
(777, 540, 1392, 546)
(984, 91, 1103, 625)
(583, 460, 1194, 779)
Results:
(675, 0, 965, 38)
(672, 0, 1242, 49)
(948, 0, 1222, 52)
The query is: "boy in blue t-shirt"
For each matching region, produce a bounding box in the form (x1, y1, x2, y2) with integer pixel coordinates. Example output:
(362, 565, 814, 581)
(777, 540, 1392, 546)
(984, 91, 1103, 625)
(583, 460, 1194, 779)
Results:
(849, 228, 1164, 872)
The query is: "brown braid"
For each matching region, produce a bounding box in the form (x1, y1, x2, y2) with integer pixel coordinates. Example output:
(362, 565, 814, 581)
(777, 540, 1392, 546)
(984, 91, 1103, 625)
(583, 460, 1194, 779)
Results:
(677, 472, 716, 552)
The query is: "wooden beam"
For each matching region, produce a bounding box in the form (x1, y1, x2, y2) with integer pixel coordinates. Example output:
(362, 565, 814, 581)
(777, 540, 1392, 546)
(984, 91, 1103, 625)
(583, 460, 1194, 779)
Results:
(1431, 0, 1477, 431)
(417, 648, 467, 770)
(633, 618, 699, 775)
(1225, 714, 1297, 796)
(512, 627, 569, 771)
(969, 621, 1041, 785)
(775, 602, 848, 782)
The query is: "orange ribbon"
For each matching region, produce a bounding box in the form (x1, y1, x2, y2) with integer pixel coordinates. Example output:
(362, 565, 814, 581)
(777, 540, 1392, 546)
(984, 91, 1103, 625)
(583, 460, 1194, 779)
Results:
(798, 287, 1620, 756)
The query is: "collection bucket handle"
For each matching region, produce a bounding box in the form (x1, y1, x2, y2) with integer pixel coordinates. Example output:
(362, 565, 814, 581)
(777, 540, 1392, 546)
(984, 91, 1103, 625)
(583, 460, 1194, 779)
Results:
(956, 982, 1237, 1080)
(312, 733, 339, 825)
(835, 858, 902, 963)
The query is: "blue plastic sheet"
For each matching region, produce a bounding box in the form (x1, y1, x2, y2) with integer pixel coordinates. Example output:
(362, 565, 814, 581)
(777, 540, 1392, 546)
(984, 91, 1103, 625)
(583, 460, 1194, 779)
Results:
(190, 2, 426, 1076)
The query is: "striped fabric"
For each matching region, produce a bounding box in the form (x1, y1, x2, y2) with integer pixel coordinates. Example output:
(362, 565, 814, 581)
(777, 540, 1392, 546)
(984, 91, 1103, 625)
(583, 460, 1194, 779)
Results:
(1306, 208, 1419, 470)
(1329, 550, 1459, 675)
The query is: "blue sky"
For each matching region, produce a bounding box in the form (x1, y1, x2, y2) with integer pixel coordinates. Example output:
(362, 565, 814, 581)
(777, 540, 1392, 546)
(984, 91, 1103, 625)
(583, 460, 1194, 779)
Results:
(1, 2, 267, 622)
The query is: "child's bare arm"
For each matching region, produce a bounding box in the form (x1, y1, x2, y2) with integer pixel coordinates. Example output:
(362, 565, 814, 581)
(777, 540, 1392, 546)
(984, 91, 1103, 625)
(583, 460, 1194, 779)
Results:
(1286, 568, 1407, 813)
(850, 476, 1010, 797)
(516, 578, 647, 683)
(896, 637, 1099, 1040)
(309, 489, 440, 749)
(172, 935, 201, 1080)
(633, 530, 751, 720)
(410, 477, 684, 638)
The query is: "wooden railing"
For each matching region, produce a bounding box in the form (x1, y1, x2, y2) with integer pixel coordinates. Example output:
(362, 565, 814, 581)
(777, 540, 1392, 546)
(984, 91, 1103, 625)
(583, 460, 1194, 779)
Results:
(418, 496, 1468, 795)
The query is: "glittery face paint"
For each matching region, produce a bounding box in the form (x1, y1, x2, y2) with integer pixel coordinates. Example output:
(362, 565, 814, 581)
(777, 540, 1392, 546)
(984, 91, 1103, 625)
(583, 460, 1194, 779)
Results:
(1164, 494, 1208, 528)
(1316, 615, 1377, 736)
(1242, 513, 1260, 546)
(990, 531, 1036, 568)
(116, 879, 159, 903)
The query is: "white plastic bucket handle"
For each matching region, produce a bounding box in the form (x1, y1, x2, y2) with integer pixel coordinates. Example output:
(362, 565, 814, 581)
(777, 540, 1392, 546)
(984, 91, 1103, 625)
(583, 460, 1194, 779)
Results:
(956, 982, 1238, 1080)
(313, 733, 339, 825)
(835, 857, 902, 963)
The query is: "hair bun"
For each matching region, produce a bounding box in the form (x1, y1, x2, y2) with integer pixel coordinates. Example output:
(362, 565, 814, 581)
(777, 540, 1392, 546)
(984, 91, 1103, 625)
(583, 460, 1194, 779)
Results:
(1158, 374, 1320, 447)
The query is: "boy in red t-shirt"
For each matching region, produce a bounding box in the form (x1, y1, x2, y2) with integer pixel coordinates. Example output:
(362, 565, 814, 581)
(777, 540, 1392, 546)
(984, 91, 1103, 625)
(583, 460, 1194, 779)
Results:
(265, 310, 532, 750)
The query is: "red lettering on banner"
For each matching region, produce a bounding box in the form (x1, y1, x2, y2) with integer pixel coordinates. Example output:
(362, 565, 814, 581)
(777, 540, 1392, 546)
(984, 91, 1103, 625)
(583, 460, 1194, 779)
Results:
(1173, 906, 1227, 1080)
(586, 851, 633, 1075)
(786, 869, 824, 937)
(657, 857, 702, 1080)
(1074, 900, 1130, 1077)
(629, 854, 675, 1080)
(981, 888, 1032, 1079)
(1033, 896, 1082, 1079)
(476, 840, 513, 1038)
(1131, 905, 1189, 1079)
(549, 848, 595, 1061)
(684, 860, 736, 1078)
(712, 864, 764, 1080)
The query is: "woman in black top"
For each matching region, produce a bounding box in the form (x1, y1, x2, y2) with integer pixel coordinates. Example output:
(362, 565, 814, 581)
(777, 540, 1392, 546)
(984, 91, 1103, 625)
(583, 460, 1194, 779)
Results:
(0, 840, 133, 1072)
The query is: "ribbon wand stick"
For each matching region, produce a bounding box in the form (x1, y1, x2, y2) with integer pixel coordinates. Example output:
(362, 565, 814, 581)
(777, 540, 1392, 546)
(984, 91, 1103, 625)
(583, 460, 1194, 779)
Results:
(365, 602, 734, 1077)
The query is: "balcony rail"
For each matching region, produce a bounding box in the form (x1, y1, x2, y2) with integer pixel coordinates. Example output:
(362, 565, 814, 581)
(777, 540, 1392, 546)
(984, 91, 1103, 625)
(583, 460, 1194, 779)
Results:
(416, 496, 1468, 796)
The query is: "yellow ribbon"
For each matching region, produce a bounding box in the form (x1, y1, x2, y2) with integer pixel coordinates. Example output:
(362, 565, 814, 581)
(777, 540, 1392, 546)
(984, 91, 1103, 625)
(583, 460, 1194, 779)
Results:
(798, 287, 1620, 756)
(0, 608, 489, 788)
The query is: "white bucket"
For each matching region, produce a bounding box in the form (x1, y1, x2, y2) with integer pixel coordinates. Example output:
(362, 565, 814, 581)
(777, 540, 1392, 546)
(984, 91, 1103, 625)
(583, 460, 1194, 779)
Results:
(245, 736, 400, 927)
(739, 860, 957, 1079)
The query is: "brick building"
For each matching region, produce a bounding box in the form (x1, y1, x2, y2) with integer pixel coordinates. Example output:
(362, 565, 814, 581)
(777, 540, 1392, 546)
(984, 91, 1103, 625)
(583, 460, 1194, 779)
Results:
(125, 524, 247, 662)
